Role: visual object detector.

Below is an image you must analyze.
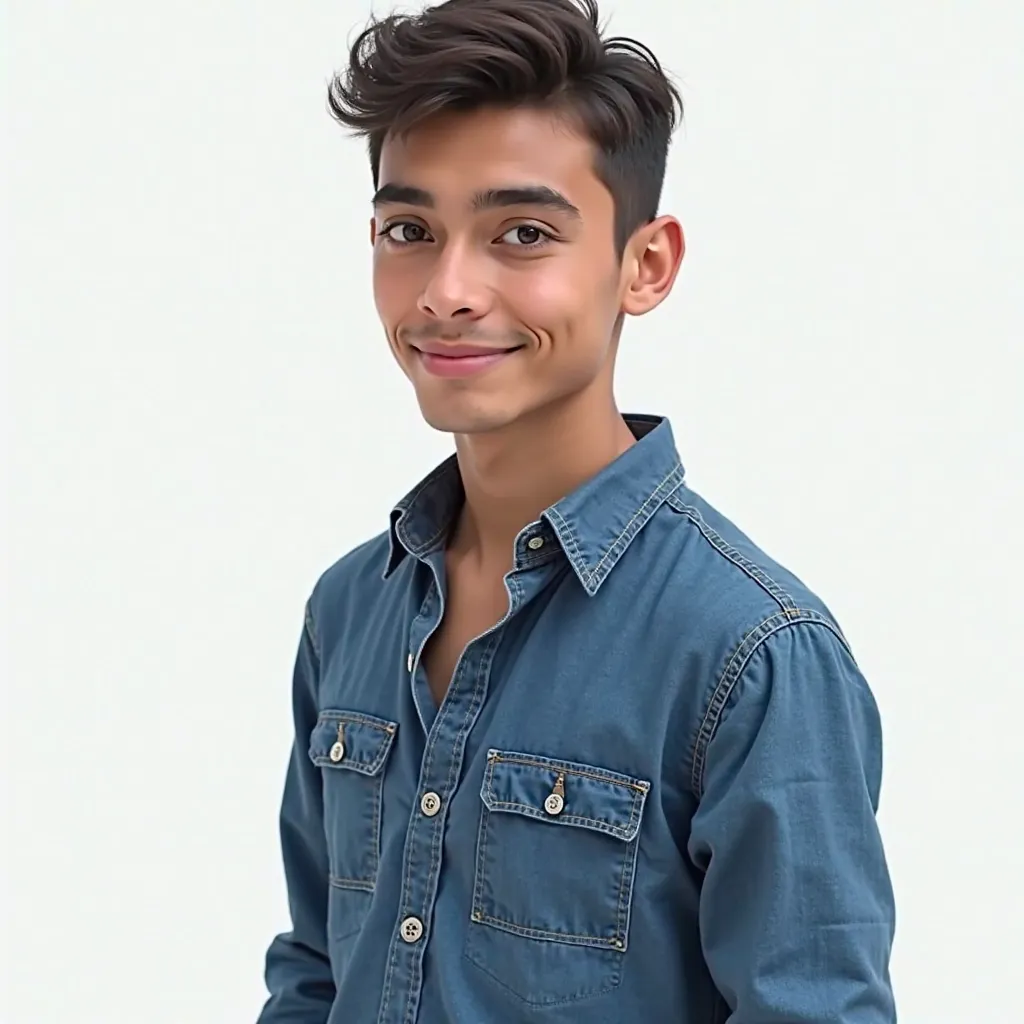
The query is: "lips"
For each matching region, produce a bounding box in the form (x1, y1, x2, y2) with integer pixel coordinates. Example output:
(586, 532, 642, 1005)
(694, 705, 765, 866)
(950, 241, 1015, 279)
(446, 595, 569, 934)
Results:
(413, 341, 522, 358)
(411, 341, 524, 379)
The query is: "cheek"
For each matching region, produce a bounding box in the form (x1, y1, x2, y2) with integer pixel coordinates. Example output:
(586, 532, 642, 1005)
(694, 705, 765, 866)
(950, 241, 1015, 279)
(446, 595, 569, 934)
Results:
(506, 263, 618, 341)
(372, 263, 417, 363)
(505, 266, 588, 325)
(371, 258, 395, 317)
(373, 269, 421, 341)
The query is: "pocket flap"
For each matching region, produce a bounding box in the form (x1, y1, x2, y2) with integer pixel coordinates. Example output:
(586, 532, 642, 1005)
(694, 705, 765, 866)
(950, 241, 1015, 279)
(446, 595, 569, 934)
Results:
(481, 750, 650, 842)
(308, 710, 398, 776)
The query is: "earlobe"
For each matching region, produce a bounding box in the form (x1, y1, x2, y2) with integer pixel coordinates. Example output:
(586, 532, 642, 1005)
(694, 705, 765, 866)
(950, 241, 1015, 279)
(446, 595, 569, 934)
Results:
(621, 216, 685, 317)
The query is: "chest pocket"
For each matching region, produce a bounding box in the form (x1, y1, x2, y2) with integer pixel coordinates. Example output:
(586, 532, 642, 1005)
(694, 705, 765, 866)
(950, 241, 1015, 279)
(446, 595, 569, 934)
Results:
(464, 749, 650, 1006)
(308, 710, 398, 939)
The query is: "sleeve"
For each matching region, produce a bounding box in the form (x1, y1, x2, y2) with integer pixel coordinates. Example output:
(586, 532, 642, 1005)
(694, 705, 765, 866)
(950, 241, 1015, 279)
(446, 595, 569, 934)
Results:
(687, 618, 897, 1023)
(257, 601, 335, 1022)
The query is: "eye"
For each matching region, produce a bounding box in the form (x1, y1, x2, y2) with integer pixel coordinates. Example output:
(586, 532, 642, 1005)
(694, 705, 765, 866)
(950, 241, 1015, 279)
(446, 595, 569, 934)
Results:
(497, 224, 551, 247)
(381, 221, 431, 244)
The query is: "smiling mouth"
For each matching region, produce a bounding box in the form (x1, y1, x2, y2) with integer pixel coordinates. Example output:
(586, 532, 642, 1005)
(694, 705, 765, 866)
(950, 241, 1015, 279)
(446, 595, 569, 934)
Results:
(412, 345, 525, 379)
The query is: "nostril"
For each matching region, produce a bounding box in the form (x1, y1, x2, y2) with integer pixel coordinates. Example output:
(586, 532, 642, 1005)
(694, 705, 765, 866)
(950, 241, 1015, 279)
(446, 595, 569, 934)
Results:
(419, 304, 474, 319)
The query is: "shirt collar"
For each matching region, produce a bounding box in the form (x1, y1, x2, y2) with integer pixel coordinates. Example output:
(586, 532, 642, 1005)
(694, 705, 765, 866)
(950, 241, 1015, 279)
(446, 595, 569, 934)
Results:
(384, 414, 684, 595)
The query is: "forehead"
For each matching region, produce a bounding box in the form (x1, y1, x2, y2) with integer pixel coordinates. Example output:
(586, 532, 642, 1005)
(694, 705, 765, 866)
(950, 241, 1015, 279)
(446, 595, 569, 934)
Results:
(378, 106, 610, 212)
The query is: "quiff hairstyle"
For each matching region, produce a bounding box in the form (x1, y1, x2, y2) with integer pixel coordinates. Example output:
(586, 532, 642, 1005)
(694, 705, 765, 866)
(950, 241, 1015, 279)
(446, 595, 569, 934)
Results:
(327, 0, 682, 255)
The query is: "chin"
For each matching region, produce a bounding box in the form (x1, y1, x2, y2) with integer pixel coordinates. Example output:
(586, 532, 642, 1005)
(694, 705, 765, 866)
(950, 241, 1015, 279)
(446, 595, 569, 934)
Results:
(416, 395, 522, 436)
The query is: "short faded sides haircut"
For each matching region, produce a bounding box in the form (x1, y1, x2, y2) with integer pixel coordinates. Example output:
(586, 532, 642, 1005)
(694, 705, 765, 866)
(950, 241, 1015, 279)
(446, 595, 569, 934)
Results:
(328, 0, 682, 255)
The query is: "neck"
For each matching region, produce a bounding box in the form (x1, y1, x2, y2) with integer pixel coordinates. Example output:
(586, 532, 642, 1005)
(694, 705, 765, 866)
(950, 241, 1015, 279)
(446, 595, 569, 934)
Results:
(450, 388, 636, 569)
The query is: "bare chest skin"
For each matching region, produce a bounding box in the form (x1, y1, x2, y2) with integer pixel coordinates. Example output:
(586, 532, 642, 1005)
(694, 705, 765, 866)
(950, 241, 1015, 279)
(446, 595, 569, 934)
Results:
(422, 556, 509, 708)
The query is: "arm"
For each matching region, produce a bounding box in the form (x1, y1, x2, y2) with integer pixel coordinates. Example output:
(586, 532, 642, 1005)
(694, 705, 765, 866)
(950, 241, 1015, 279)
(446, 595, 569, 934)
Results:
(688, 617, 896, 1022)
(257, 602, 335, 1022)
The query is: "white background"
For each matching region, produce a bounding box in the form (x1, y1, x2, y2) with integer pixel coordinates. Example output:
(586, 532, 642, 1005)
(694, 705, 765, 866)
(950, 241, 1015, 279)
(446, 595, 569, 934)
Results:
(6, 2, 1023, 1021)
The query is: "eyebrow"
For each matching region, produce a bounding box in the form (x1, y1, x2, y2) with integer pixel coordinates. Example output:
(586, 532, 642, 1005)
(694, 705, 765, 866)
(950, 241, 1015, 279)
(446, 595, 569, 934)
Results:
(371, 183, 581, 220)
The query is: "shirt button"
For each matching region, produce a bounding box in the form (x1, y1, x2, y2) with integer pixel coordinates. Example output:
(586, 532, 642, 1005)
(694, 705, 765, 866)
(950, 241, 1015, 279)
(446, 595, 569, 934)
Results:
(544, 792, 564, 815)
(407, 652, 413, 672)
(420, 792, 442, 817)
(400, 916, 424, 943)
(527, 535, 545, 550)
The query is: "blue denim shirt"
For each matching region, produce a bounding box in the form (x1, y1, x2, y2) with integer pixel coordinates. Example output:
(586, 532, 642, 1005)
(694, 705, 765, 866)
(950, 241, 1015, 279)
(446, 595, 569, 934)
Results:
(258, 415, 896, 1023)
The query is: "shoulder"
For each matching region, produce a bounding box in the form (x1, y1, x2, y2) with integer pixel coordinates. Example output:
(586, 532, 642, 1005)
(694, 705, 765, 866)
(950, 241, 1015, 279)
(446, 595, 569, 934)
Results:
(657, 481, 873, 794)
(304, 528, 393, 648)
(659, 479, 851, 648)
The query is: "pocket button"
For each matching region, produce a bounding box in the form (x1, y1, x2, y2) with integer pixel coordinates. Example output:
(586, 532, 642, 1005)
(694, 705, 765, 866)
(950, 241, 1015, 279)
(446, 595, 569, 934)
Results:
(544, 773, 566, 816)
(328, 722, 346, 763)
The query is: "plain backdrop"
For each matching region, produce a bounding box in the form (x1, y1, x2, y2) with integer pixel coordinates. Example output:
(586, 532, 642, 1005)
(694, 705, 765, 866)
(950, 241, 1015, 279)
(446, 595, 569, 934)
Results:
(6, 1, 1024, 1021)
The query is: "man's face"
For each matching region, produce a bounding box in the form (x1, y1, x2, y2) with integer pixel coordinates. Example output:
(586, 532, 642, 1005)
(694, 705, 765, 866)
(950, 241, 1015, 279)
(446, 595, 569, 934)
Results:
(371, 106, 632, 435)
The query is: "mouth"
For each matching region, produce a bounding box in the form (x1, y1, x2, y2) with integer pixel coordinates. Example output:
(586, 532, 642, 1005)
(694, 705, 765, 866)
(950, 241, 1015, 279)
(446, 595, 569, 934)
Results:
(411, 342, 525, 379)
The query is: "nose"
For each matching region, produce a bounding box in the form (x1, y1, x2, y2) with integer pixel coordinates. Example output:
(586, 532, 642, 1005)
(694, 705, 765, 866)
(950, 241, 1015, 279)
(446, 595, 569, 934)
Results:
(417, 242, 492, 321)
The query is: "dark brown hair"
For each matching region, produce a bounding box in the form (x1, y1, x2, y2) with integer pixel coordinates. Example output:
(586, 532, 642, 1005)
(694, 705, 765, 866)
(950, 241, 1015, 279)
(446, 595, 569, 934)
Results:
(327, 0, 682, 255)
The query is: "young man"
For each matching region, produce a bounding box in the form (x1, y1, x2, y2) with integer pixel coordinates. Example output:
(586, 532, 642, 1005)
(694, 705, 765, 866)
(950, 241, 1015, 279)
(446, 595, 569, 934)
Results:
(257, 1, 897, 1021)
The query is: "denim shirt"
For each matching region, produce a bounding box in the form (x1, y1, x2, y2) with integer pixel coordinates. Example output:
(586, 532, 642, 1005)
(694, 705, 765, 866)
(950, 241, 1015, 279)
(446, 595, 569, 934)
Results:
(258, 415, 896, 1023)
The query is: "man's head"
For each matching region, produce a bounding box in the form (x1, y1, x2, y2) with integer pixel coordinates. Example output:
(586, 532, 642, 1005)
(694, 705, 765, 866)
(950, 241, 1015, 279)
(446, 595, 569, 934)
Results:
(329, 0, 685, 436)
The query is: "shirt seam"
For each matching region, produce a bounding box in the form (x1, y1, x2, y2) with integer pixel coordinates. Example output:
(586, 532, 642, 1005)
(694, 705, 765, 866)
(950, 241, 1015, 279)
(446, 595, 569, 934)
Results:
(304, 598, 321, 662)
(665, 490, 802, 613)
(690, 612, 853, 799)
(546, 461, 684, 591)
(664, 487, 854, 799)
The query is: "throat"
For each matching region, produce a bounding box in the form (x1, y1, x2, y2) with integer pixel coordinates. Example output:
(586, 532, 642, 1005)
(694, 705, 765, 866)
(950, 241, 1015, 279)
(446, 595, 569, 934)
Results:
(422, 551, 510, 707)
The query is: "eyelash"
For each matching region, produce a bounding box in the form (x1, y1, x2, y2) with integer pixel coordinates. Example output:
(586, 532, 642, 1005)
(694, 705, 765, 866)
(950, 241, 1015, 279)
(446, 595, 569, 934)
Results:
(379, 221, 555, 251)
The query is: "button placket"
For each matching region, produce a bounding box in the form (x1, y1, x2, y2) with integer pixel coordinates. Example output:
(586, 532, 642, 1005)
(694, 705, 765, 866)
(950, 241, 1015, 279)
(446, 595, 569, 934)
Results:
(377, 631, 507, 1024)
(377, 562, 544, 1024)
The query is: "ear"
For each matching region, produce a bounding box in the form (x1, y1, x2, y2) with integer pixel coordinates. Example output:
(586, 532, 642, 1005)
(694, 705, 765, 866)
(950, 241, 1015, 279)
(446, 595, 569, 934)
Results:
(369, 217, 377, 246)
(621, 216, 685, 317)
